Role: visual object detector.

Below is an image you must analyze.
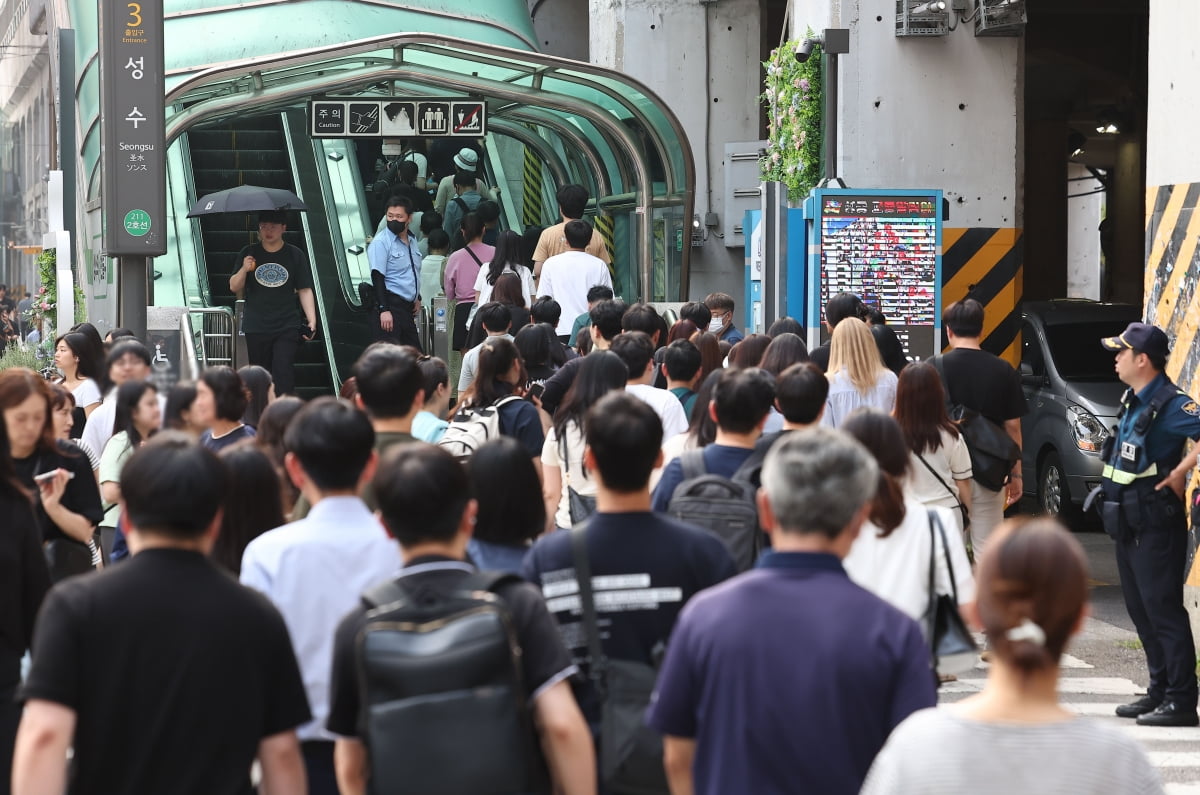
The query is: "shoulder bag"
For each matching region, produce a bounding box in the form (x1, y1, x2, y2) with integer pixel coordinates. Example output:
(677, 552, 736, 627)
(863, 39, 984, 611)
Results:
(931, 355, 1021, 492)
(914, 451, 970, 530)
(571, 526, 670, 795)
(925, 510, 978, 676)
(560, 429, 596, 525)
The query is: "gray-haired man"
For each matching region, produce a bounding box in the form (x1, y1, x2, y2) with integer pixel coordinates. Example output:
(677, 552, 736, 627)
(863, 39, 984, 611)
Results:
(647, 427, 936, 795)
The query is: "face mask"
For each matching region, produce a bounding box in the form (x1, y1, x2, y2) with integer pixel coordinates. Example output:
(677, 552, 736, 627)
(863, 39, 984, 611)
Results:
(387, 219, 407, 236)
(708, 317, 724, 334)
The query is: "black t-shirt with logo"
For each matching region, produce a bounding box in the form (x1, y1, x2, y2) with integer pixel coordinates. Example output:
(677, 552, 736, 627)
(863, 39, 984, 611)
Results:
(521, 512, 737, 722)
(20, 548, 311, 795)
(238, 242, 313, 334)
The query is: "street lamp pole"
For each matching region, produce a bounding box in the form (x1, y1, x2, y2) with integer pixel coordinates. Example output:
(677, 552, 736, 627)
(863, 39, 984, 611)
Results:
(817, 28, 850, 188)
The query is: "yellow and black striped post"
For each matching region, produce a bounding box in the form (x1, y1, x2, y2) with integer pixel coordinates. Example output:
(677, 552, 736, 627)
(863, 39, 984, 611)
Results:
(1145, 183, 1200, 392)
(521, 143, 544, 229)
(595, 212, 617, 283)
(940, 227, 1024, 365)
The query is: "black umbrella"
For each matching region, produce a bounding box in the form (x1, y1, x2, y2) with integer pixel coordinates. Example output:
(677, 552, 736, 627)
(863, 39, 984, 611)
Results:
(187, 185, 309, 217)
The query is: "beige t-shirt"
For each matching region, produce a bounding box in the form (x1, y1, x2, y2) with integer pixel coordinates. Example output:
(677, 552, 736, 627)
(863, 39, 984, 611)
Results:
(532, 221, 611, 268)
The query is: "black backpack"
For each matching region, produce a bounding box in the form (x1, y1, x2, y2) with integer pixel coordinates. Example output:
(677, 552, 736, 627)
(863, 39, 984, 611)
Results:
(356, 572, 545, 795)
(666, 449, 764, 571)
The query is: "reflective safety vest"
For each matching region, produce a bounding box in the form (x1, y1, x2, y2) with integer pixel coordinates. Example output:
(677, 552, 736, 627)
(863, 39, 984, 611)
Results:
(1101, 378, 1188, 490)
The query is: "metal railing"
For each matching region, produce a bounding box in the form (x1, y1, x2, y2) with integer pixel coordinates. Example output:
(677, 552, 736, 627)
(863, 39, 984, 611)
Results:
(179, 307, 237, 379)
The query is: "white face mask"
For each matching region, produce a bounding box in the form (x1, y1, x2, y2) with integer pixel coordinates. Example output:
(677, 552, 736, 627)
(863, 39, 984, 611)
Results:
(707, 317, 724, 334)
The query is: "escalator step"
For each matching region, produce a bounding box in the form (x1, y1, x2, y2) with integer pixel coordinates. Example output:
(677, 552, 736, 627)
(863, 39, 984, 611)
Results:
(193, 169, 294, 192)
(191, 149, 291, 171)
(188, 129, 288, 149)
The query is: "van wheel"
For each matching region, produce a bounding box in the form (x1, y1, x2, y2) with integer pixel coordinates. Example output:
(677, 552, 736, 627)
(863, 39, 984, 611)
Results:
(1038, 451, 1082, 527)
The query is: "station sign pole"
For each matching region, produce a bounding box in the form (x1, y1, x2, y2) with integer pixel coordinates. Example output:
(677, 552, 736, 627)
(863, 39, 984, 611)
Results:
(99, 0, 166, 339)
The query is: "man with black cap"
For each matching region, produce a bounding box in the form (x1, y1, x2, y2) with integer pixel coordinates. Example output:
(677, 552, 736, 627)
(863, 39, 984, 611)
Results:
(229, 210, 316, 396)
(1099, 321, 1200, 727)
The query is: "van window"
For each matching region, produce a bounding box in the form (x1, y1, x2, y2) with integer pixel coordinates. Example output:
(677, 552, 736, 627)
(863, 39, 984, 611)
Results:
(1022, 322, 1046, 377)
(1043, 321, 1131, 381)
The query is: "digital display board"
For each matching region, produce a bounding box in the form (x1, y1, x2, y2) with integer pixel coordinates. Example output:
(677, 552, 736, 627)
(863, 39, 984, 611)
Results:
(809, 190, 942, 360)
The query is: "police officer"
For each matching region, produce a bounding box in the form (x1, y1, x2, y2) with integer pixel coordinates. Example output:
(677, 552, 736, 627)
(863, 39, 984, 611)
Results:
(1100, 322, 1200, 727)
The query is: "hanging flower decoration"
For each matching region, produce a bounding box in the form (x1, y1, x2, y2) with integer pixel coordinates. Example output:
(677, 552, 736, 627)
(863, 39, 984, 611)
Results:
(761, 35, 823, 202)
(25, 248, 87, 330)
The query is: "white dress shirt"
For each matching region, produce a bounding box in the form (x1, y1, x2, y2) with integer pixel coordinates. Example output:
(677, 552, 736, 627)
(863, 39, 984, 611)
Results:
(240, 495, 402, 741)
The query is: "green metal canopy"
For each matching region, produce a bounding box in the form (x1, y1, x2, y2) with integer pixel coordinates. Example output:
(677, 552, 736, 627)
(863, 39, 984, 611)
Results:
(69, 0, 695, 298)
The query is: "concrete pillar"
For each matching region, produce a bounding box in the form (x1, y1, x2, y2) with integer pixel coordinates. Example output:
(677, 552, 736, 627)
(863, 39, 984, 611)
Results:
(1066, 163, 1102, 300)
(1146, 0, 1200, 638)
(589, 0, 763, 303)
(788, 0, 1023, 359)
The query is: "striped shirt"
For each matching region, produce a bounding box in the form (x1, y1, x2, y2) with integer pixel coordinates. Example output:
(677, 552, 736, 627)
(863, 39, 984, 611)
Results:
(861, 707, 1163, 795)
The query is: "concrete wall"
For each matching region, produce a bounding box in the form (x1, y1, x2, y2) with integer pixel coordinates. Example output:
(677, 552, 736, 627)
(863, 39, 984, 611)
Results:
(791, 0, 1022, 227)
(529, 0, 589, 60)
(589, 0, 763, 306)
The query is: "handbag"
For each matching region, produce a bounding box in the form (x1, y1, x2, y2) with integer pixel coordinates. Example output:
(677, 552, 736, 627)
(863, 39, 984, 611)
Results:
(44, 538, 95, 582)
(571, 526, 670, 795)
(561, 432, 596, 525)
(925, 510, 978, 676)
(914, 451, 970, 530)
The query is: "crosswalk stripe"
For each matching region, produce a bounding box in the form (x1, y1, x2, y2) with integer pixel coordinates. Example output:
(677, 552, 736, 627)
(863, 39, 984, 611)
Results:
(1165, 784, 1200, 795)
(941, 676, 1143, 696)
(1150, 753, 1200, 768)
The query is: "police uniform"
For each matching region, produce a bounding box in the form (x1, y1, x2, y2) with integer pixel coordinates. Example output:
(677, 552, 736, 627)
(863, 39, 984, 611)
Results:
(1099, 323, 1200, 726)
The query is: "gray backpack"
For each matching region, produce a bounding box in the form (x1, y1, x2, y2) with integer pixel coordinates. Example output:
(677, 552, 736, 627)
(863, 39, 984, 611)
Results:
(666, 449, 763, 571)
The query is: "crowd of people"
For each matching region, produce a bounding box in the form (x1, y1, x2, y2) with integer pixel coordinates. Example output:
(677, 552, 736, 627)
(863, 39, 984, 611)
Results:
(0, 285, 1177, 794)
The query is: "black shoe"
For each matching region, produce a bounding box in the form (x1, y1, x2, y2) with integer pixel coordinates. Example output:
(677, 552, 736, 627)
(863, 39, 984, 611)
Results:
(1115, 694, 1161, 718)
(1135, 701, 1199, 727)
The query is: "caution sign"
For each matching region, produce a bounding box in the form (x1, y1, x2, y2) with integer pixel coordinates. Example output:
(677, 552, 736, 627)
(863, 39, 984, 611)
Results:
(312, 102, 346, 135)
(309, 98, 488, 138)
(452, 102, 485, 135)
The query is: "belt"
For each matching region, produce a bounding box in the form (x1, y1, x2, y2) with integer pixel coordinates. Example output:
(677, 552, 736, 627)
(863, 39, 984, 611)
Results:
(384, 291, 416, 305)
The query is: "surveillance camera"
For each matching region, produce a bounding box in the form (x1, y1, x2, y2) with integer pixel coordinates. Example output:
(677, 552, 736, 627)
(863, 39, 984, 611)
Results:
(795, 38, 819, 63)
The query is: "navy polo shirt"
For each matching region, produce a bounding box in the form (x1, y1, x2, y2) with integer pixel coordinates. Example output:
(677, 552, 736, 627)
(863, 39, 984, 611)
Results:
(1115, 373, 1200, 470)
(646, 550, 937, 795)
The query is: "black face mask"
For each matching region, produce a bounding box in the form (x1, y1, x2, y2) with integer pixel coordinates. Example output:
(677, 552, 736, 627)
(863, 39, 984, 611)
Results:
(387, 219, 407, 236)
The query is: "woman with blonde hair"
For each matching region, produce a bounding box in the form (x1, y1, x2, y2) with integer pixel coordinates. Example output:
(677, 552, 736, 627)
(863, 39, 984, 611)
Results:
(862, 518, 1162, 795)
(821, 318, 897, 428)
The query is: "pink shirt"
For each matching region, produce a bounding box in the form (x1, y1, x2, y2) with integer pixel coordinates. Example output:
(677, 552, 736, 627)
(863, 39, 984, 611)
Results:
(443, 243, 495, 303)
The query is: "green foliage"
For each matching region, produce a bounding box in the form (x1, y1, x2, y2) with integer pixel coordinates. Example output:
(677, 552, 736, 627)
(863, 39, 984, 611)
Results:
(761, 36, 824, 203)
(25, 248, 87, 329)
(0, 344, 43, 371)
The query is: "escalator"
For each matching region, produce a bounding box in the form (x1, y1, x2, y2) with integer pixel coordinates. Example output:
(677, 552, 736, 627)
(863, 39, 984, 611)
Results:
(188, 114, 336, 399)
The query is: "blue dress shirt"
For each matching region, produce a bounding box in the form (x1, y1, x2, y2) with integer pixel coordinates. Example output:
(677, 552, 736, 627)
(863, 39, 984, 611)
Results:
(368, 229, 422, 301)
(240, 496, 402, 741)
